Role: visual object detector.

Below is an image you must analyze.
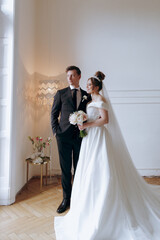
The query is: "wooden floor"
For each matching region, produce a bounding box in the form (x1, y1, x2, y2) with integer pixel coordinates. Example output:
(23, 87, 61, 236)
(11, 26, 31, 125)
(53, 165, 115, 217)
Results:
(0, 176, 160, 240)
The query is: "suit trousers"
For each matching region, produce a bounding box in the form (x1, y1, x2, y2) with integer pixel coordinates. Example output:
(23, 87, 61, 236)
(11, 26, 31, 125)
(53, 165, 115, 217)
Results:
(56, 133, 82, 199)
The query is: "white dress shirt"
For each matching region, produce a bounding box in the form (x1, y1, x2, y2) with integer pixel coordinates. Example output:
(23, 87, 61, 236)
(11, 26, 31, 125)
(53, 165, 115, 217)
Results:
(70, 86, 81, 109)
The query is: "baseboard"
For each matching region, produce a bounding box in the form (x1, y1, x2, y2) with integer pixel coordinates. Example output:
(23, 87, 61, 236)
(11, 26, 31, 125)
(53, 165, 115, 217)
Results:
(34, 169, 160, 177)
(0, 187, 15, 206)
(50, 169, 61, 175)
(138, 169, 160, 176)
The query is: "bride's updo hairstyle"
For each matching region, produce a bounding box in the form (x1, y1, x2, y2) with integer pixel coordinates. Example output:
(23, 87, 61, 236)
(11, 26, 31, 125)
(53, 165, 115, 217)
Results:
(89, 71, 105, 91)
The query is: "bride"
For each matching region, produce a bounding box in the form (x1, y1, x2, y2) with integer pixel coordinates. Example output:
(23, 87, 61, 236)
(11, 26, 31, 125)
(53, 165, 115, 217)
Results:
(54, 71, 160, 240)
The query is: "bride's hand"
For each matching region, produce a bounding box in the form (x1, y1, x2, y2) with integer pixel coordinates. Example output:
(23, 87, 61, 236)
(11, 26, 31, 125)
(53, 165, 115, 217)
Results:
(78, 124, 85, 130)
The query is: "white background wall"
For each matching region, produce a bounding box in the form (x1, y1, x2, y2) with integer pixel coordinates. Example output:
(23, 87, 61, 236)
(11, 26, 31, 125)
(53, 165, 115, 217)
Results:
(35, 0, 160, 175)
(4, 0, 160, 204)
(10, 0, 37, 199)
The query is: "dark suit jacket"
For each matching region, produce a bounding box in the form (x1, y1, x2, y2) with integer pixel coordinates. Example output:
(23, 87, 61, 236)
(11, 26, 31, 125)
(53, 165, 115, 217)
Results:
(51, 87, 91, 138)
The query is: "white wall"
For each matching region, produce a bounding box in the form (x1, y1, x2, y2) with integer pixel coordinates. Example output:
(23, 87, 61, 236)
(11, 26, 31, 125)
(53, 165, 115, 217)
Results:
(2, 0, 159, 205)
(10, 0, 37, 202)
(35, 0, 160, 175)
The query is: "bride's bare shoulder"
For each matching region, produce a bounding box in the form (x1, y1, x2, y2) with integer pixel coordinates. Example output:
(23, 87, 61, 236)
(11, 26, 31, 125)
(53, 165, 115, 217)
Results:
(96, 95, 107, 103)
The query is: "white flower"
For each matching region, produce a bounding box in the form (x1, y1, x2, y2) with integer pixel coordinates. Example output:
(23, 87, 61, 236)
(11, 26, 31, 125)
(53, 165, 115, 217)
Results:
(78, 110, 84, 115)
(69, 112, 78, 125)
(77, 114, 84, 125)
(82, 95, 87, 102)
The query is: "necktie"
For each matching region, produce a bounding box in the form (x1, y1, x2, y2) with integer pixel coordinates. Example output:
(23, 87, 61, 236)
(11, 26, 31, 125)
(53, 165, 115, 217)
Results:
(72, 89, 77, 110)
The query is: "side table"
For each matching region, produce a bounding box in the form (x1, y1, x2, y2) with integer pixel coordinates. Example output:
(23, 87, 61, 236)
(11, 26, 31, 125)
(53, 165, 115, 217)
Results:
(25, 156, 50, 190)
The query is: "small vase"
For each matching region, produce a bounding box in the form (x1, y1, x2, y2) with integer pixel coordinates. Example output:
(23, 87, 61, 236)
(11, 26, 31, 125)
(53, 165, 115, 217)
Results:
(37, 146, 43, 152)
(37, 148, 44, 157)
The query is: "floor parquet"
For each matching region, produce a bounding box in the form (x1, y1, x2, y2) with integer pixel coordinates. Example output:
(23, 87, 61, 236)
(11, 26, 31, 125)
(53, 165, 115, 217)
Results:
(0, 176, 160, 240)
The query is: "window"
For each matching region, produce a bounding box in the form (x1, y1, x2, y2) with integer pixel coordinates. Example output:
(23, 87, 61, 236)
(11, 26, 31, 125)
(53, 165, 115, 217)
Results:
(0, 0, 14, 205)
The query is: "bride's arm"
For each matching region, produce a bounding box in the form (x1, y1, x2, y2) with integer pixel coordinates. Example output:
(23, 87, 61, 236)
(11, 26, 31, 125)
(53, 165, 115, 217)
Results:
(79, 108, 109, 130)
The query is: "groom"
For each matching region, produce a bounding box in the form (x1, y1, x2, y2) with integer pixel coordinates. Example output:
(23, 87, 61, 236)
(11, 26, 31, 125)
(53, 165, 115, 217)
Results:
(51, 66, 91, 213)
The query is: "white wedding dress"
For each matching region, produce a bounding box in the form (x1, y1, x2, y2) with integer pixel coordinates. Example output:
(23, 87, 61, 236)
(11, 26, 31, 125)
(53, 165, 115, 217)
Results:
(54, 101, 160, 240)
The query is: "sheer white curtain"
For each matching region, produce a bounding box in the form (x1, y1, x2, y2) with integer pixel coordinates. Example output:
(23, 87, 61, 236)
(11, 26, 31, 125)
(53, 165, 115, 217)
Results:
(0, 0, 14, 205)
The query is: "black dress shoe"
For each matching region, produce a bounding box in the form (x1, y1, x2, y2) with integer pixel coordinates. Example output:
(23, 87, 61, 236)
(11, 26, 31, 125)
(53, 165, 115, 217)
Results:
(57, 199, 70, 214)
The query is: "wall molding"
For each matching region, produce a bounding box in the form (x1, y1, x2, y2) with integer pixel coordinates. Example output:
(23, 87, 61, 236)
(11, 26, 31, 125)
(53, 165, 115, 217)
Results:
(0, 99, 7, 106)
(0, 68, 8, 75)
(0, 130, 7, 138)
(108, 89, 160, 104)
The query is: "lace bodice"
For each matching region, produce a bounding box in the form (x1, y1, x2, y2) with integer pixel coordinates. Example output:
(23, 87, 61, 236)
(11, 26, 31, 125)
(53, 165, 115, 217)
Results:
(87, 101, 108, 121)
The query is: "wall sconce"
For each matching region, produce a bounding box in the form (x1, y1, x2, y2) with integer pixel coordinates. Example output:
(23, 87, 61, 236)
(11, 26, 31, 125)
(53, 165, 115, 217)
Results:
(36, 79, 62, 107)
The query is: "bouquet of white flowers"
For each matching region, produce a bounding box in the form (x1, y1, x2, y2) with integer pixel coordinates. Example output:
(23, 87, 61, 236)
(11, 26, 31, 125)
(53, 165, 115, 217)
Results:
(69, 110, 88, 137)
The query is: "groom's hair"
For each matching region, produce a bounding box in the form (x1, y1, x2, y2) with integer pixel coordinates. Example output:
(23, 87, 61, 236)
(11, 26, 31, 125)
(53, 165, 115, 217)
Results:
(66, 65, 81, 76)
